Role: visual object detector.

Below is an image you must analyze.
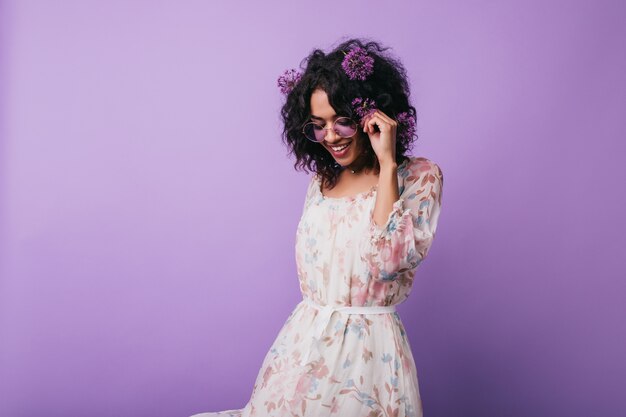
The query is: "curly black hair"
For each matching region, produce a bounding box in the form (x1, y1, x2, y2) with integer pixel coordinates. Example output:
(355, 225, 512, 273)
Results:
(279, 37, 418, 190)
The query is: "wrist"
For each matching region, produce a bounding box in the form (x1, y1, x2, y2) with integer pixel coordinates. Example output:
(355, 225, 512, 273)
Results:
(379, 159, 398, 172)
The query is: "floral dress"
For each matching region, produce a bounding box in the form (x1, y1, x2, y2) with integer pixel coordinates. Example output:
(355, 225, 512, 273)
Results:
(191, 156, 444, 417)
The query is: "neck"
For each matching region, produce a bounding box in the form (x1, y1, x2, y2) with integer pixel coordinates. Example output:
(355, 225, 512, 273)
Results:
(346, 149, 372, 174)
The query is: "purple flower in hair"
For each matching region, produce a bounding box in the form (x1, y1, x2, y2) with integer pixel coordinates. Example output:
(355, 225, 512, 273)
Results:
(396, 111, 416, 141)
(351, 97, 377, 119)
(341, 46, 374, 81)
(277, 68, 302, 95)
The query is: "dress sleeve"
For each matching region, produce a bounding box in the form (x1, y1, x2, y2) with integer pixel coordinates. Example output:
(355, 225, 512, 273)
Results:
(359, 160, 444, 281)
(303, 174, 319, 209)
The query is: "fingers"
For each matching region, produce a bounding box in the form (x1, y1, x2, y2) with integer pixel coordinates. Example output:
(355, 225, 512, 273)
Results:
(362, 110, 396, 134)
(372, 109, 395, 125)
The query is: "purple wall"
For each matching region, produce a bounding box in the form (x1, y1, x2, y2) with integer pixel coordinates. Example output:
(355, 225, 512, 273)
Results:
(1, 1, 624, 416)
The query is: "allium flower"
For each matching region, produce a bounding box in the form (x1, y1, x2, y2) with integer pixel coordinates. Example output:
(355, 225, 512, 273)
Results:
(351, 97, 377, 119)
(277, 68, 302, 95)
(341, 46, 374, 81)
(396, 111, 416, 141)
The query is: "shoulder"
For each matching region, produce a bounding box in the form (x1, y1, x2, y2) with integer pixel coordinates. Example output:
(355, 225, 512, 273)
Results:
(310, 172, 321, 189)
(402, 156, 443, 179)
(305, 173, 320, 198)
(399, 156, 444, 204)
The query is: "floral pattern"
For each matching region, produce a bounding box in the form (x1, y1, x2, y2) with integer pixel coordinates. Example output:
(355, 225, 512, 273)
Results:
(190, 156, 444, 417)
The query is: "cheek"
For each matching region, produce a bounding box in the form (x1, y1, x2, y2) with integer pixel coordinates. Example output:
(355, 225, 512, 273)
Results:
(353, 135, 366, 150)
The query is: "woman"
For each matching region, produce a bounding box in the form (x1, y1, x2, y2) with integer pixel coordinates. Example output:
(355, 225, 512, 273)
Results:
(191, 38, 444, 417)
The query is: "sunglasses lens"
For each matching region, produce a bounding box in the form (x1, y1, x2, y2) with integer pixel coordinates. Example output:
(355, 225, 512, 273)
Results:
(334, 117, 357, 137)
(303, 123, 325, 142)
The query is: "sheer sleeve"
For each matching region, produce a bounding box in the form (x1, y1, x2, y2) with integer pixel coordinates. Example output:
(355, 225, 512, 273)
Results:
(303, 174, 320, 210)
(359, 159, 444, 281)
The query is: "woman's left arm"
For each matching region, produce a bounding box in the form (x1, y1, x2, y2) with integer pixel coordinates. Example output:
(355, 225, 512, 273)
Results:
(359, 110, 444, 281)
(372, 160, 400, 228)
(360, 160, 444, 282)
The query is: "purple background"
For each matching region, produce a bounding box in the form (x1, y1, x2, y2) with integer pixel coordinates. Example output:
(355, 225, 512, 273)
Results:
(1, 1, 625, 416)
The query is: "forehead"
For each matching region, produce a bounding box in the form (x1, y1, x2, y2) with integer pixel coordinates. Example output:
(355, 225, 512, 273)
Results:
(310, 89, 336, 119)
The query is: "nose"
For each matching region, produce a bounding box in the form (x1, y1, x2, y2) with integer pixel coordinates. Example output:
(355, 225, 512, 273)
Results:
(323, 127, 340, 143)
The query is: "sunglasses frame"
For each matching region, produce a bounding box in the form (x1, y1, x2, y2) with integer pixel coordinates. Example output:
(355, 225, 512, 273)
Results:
(301, 116, 359, 143)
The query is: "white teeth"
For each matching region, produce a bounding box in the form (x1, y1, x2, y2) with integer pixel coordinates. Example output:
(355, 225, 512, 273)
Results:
(331, 143, 350, 152)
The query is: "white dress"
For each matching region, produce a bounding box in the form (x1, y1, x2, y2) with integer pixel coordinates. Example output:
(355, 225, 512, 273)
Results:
(191, 156, 444, 417)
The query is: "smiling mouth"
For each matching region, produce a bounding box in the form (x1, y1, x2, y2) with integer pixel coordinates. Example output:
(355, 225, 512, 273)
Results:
(331, 143, 349, 151)
(328, 141, 352, 155)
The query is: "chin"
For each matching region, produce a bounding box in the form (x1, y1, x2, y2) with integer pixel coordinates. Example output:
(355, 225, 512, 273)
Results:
(337, 156, 356, 166)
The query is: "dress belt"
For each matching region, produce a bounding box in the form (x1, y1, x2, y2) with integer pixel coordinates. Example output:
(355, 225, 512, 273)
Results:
(302, 297, 397, 345)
